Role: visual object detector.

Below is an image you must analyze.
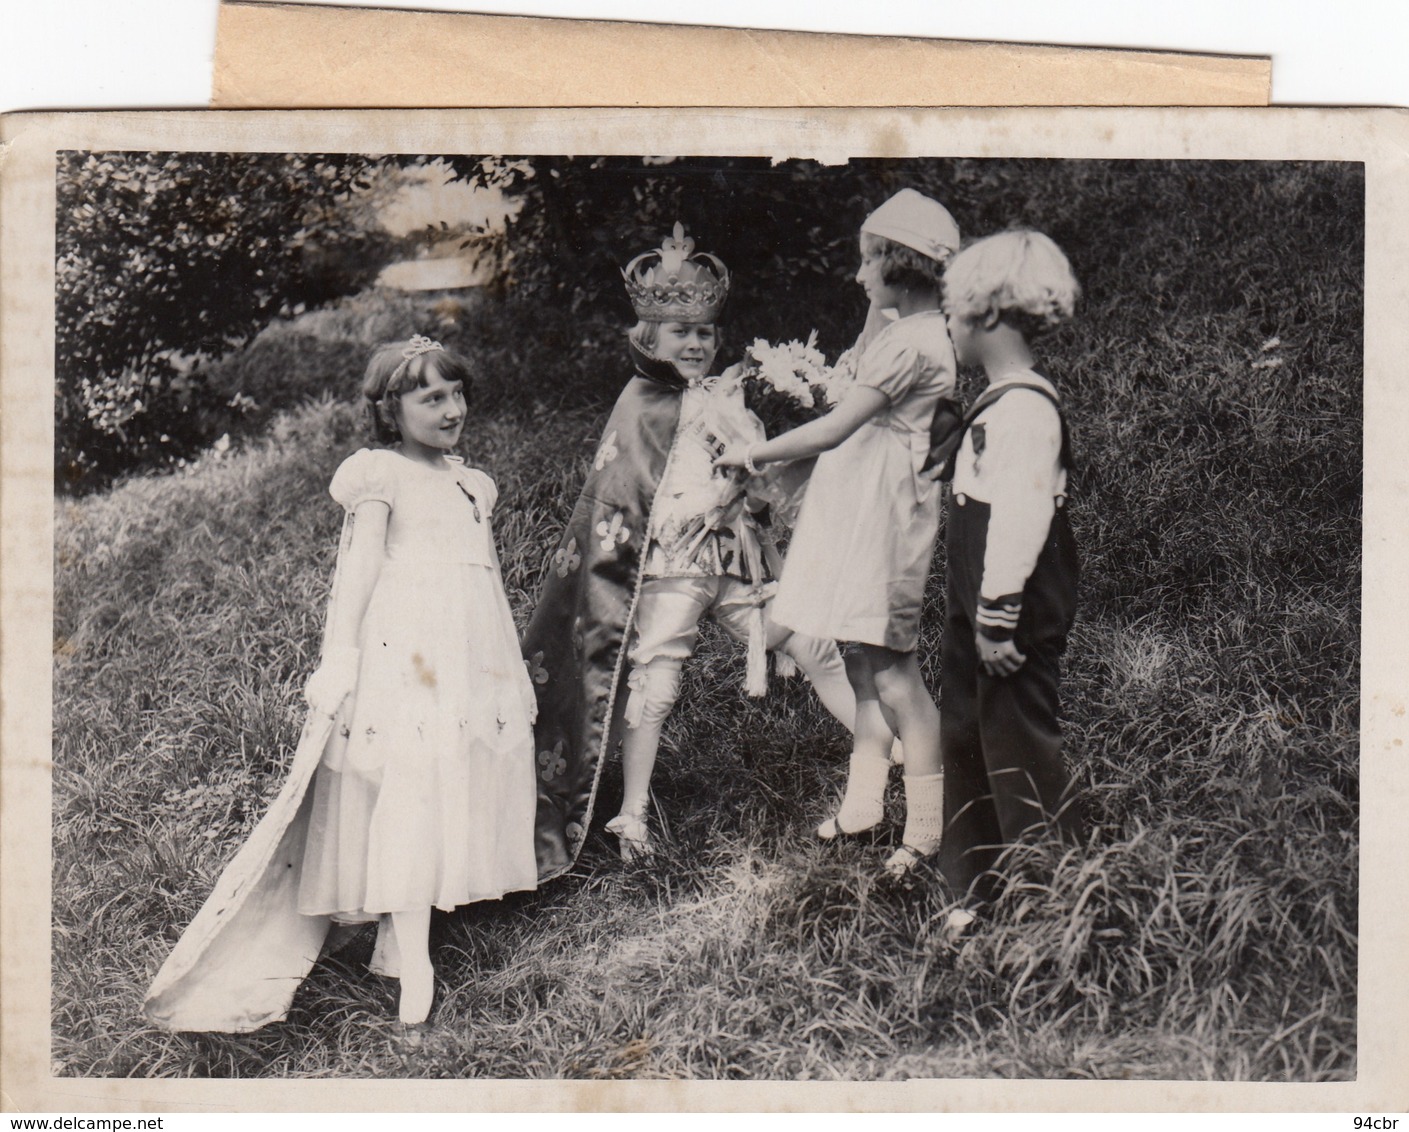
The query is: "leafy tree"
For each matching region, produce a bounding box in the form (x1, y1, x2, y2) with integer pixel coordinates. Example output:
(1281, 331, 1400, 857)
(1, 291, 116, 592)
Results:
(54, 151, 1068, 491)
(55, 151, 404, 491)
(433, 155, 1075, 361)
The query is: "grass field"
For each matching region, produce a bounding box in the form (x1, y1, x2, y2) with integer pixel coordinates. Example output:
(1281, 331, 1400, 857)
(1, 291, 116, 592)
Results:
(51, 160, 1361, 1080)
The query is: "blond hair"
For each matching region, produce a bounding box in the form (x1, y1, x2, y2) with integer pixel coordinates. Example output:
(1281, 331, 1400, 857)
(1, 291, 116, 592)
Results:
(943, 230, 1079, 337)
(626, 319, 720, 355)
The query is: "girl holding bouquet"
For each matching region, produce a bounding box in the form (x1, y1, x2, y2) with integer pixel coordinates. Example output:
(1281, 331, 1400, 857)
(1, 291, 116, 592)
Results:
(716, 189, 959, 879)
(522, 225, 856, 867)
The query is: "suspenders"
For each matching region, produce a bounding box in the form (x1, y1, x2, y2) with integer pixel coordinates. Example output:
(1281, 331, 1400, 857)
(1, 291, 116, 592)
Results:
(923, 378, 1075, 483)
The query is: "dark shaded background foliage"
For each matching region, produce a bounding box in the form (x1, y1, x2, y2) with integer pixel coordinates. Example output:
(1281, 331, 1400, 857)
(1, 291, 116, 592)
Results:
(57, 155, 1362, 489)
(55, 151, 399, 489)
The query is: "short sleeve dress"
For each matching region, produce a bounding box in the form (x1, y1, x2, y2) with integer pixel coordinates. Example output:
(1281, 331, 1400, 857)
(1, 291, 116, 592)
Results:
(769, 310, 957, 652)
(297, 447, 539, 918)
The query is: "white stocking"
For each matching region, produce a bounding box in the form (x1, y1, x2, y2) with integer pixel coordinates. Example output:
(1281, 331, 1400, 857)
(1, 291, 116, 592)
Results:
(391, 908, 433, 1024)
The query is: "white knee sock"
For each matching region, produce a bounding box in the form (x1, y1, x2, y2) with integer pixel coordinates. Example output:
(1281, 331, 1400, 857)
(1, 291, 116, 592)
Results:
(834, 748, 892, 831)
(900, 771, 945, 851)
(391, 909, 434, 1025)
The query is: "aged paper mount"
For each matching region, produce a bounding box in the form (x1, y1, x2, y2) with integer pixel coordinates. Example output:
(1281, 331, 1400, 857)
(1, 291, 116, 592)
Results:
(211, 3, 1270, 109)
(2, 106, 1404, 1112)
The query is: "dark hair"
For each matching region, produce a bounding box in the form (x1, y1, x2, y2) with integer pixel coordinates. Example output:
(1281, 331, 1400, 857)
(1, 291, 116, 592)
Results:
(861, 232, 948, 293)
(361, 340, 474, 444)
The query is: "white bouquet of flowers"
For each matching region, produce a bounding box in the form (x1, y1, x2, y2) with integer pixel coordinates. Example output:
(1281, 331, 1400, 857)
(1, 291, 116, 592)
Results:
(719, 331, 858, 529)
(736, 331, 854, 435)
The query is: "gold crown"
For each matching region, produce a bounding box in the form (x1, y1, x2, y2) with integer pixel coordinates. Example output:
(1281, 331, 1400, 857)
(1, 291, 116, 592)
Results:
(622, 222, 730, 323)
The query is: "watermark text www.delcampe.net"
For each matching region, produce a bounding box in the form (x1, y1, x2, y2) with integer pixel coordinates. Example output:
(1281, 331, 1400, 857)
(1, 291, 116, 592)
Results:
(11, 1120, 165, 1130)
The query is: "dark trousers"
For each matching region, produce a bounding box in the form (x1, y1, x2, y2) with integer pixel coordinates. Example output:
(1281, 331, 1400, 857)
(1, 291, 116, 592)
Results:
(938, 495, 1084, 905)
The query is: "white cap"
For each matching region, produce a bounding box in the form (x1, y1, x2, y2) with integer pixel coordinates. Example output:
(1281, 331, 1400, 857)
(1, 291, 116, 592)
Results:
(861, 188, 961, 263)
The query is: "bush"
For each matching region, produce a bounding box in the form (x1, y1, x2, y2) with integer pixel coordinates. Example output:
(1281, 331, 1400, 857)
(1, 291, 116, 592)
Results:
(55, 152, 401, 492)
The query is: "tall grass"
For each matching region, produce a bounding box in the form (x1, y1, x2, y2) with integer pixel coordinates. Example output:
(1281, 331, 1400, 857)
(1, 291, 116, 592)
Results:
(52, 160, 1360, 1080)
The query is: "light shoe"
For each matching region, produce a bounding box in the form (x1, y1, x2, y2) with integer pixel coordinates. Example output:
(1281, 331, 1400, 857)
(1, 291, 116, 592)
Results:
(815, 815, 883, 843)
(605, 811, 654, 862)
(887, 772, 944, 883)
(882, 841, 941, 882)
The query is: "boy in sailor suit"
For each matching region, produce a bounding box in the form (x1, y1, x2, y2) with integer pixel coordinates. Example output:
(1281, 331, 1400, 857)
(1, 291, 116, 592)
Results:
(932, 229, 1087, 907)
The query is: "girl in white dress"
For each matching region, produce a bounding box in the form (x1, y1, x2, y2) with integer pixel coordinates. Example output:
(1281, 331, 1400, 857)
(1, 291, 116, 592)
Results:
(716, 190, 958, 878)
(144, 336, 538, 1030)
(298, 335, 539, 1022)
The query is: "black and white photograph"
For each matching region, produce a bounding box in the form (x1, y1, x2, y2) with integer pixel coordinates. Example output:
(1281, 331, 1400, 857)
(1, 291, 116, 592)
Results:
(2, 107, 1405, 1110)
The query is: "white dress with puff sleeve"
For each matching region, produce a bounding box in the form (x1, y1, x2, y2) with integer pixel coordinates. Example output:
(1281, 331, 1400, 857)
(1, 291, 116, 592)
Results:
(143, 447, 538, 1033)
(298, 447, 539, 917)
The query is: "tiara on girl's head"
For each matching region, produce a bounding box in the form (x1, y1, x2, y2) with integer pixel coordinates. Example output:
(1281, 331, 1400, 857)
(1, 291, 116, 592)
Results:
(403, 334, 444, 359)
(389, 335, 445, 384)
(622, 222, 730, 323)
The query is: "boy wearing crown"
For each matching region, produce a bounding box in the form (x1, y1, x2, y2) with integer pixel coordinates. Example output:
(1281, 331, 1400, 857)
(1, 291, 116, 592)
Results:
(522, 224, 856, 873)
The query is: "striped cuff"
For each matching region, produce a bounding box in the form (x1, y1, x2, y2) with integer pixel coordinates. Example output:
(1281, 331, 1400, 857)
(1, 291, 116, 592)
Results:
(976, 593, 1023, 642)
